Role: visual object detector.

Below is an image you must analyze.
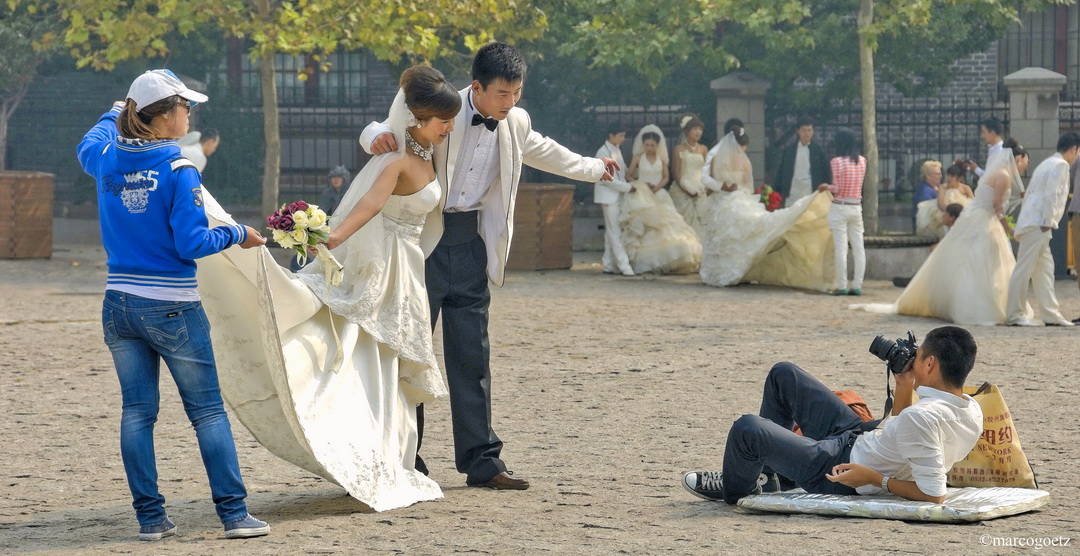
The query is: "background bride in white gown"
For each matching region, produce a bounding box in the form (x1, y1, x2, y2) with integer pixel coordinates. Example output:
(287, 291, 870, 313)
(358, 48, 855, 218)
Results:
(699, 127, 834, 289)
(620, 124, 701, 274)
(854, 139, 1027, 325)
(195, 66, 459, 511)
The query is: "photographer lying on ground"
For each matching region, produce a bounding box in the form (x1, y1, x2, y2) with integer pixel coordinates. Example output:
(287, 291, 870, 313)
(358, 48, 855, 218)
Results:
(682, 326, 983, 504)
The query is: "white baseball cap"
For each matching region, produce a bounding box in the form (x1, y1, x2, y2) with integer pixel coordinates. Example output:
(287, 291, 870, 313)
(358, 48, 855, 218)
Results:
(127, 69, 209, 111)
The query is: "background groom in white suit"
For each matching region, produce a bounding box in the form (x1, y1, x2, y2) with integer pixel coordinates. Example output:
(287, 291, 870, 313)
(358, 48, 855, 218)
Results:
(361, 43, 619, 490)
(1005, 131, 1080, 327)
(594, 122, 634, 276)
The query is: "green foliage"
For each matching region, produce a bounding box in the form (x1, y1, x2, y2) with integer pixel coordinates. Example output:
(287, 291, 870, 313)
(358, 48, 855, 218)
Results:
(0, 2, 62, 98)
(550, 0, 1072, 109)
(550, 0, 811, 88)
(47, 0, 548, 71)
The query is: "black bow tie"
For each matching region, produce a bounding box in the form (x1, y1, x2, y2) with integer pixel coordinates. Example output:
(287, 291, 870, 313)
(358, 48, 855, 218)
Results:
(471, 113, 498, 131)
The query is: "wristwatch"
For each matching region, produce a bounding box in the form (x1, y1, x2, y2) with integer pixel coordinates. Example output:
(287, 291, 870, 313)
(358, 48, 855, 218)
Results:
(881, 475, 891, 494)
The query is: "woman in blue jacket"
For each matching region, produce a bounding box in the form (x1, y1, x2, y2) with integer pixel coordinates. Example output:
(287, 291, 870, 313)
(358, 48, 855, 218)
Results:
(77, 69, 269, 541)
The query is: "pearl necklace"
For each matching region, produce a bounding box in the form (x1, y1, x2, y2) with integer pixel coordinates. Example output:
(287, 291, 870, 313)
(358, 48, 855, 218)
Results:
(404, 130, 433, 161)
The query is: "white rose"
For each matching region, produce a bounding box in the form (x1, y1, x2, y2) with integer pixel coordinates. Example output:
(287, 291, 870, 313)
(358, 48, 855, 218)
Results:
(308, 210, 326, 229)
(290, 229, 308, 244)
(273, 229, 297, 248)
(292, 210, 309, 228)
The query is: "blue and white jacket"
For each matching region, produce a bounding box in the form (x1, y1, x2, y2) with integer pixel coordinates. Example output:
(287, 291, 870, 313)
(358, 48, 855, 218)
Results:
(77, 106, 247, 293)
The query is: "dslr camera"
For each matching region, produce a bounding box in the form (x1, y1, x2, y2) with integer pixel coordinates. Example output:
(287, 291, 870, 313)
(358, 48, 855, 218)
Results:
(869, 331, 918, 375)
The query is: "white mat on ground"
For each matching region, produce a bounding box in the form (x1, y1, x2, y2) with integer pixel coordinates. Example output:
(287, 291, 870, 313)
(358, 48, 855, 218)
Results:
(737, 487, 1048, 523)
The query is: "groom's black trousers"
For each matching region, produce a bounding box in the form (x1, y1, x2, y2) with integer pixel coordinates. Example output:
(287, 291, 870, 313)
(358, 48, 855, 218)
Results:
(420, 210, 506, 484)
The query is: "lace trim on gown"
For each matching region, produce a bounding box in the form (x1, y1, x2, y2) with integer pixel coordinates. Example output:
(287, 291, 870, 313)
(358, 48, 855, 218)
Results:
(296, 185, 445, 401)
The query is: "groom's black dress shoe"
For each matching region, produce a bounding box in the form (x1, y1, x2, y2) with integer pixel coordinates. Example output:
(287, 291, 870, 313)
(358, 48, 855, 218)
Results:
(1072, 316, 1080, 324)
(468, 471, 530, 490)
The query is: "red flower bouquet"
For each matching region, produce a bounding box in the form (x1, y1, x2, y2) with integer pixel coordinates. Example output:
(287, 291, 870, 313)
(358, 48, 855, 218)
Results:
(754, 185, 783, 211)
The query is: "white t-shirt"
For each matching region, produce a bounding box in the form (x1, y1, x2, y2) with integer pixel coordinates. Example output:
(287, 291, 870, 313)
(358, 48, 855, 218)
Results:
(849, 386, 983, 497)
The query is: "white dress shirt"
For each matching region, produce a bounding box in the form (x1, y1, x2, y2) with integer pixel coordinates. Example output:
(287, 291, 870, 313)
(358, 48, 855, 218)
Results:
(1015, 152, 1071, 235)
(788, 142, 813, 203)
(849, 386, 982, 498)
(445, 92, 500, 212)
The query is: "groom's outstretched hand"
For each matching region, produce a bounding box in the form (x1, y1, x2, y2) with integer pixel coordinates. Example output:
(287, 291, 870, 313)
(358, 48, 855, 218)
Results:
(371, 132, 399, 155)
(599, 157, 621, 181)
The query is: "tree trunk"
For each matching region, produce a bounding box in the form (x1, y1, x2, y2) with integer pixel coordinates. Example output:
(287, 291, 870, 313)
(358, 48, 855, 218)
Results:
(256, 0, 281, 217)
(259, 52, 282, 217)
(0, 76, 33, 171)
(857, 0, 879, 234)
(0, 100, 11, 171)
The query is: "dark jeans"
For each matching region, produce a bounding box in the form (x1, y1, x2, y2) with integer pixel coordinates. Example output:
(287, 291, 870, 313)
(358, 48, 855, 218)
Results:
(420, 211, 505, 483)
(721, 362, 865, 504)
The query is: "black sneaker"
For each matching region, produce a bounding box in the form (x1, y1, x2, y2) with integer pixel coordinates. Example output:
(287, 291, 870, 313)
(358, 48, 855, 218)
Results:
(681, 471, 781, 501)
(682, 471, 726, 501)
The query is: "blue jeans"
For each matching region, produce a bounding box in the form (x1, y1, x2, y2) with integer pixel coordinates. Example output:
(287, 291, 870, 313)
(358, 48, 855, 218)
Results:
(102, 290, 249, 526)
(721, 362, 865, 503)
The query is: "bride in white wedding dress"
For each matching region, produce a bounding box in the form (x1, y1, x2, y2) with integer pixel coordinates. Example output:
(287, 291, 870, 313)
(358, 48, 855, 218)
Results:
(620, 124, 701, 274)
(854, 141, 1026, 325)
(193, 67, 459, 511)
(699, 127, 834, 290)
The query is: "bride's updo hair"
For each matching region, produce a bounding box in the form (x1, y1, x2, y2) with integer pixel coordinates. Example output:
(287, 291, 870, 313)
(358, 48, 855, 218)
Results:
(680, 113, 704, 133)
(1002, 137, 1028, 159)
(945, 162, 966, 179)
(729, 125, 750, 147)
(400, 65, 461, 121)
(642, 131, 661, 144)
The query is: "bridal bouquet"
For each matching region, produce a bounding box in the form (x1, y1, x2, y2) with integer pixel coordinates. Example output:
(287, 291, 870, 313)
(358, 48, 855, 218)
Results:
(267, 200, 343, 286)
(754, 185, 783, 212)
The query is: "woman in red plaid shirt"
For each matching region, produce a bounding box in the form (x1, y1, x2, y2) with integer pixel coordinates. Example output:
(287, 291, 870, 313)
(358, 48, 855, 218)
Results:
(818, 130, 867, 295)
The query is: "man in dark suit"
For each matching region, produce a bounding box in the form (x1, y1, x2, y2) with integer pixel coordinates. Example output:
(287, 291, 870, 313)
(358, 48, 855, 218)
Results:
(773, 117, 831, 206)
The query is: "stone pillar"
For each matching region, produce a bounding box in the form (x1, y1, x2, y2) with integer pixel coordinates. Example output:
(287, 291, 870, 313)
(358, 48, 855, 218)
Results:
(1003, 67, 1068, 276)
(710, 72, 770, 177)
(1003, 67, 1065, 167)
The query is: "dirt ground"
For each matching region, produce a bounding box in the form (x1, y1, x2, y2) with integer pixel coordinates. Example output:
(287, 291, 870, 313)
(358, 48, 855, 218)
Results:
(2, 240, 1078, 555)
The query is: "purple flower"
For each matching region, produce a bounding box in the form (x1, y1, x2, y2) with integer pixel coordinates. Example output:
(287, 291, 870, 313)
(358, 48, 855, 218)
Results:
(288, 200, 309, 213)
(267, 209, 295, 231)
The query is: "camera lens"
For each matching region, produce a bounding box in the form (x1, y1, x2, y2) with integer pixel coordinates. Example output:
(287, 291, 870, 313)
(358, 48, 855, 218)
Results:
(869, 335, 895, 360)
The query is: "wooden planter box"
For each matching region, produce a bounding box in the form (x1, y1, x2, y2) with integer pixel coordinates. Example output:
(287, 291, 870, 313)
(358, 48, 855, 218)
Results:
(507, 183, 575, 270)
(0, 171, 54, 259)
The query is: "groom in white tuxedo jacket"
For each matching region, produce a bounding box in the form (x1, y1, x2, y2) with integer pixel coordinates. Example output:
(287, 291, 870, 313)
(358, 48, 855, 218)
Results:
(594, 123, 634, 275)
(360, 43, 619, 489)
(1005, 131, 1080, 326)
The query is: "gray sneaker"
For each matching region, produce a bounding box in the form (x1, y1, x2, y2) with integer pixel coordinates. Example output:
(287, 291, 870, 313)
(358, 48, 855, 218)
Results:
(138, 517, 177, 541)
(223, 514, 270, 539)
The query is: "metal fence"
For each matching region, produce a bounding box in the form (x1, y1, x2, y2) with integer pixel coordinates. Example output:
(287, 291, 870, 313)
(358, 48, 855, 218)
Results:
(520, 102, 711, 202)
(998, 4, 1076, 99)
(767, 96, 1009, 232)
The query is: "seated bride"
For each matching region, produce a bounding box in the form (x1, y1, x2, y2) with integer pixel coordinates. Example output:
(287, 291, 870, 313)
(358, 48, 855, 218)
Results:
(620, 124, 701, 274)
